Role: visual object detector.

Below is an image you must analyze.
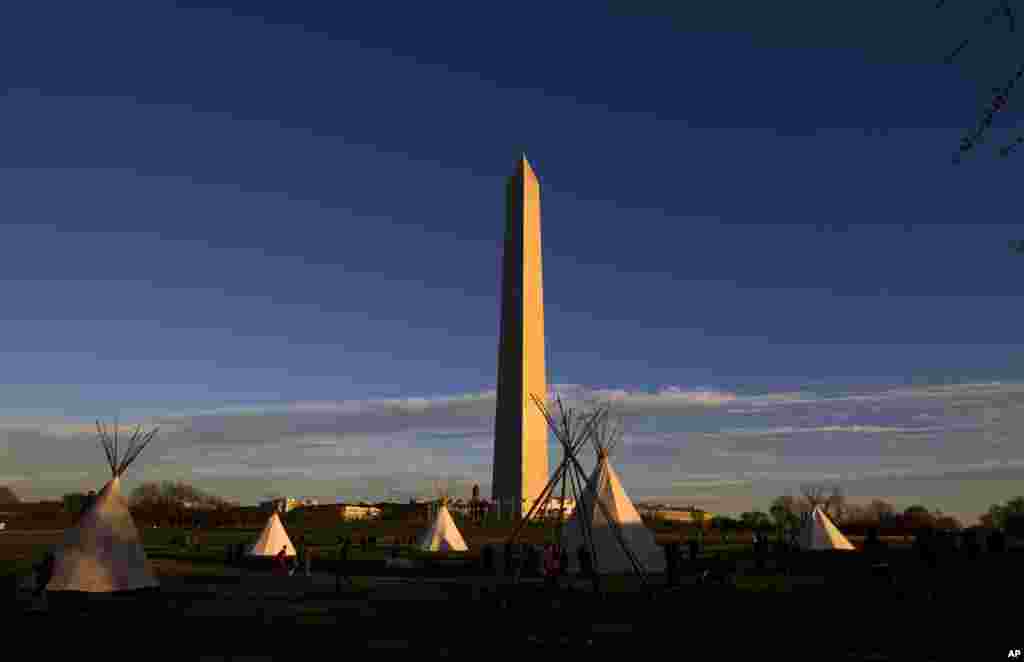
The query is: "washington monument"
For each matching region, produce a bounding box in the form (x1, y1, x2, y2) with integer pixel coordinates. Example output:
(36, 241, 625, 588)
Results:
(492, 155, 549, 520)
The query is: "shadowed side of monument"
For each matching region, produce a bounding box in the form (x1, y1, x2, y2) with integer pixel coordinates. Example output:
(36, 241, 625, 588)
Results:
(492, 156, 549, 520)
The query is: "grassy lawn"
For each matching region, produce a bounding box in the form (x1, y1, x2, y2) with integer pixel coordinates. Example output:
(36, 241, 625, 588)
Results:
(732, 574, 792, 593)
(2, 523, 919, 582)
(0, 558, 34, 579)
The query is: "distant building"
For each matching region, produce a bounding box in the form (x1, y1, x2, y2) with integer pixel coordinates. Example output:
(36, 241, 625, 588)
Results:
(180, 500, 220, 510)
(0, 501, 70, 529)
(477, 496, 573, 519)
(259, 497, 319, 513)
(636, 504, 712, 524)
(336, 504, 382, 520)
(539, 497, 576, 518)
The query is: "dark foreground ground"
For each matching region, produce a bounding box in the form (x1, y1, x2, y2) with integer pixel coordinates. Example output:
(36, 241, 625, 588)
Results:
(6, 553, 1023, 661)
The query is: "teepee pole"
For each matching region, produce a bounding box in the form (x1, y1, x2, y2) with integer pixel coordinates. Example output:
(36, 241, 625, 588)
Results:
(564, 446, 601, 594)
(555, 450, 569, 545)
(542, 397, 607, 592)
(507, 456, 567, 546)
(568, 408, 601, 581)
(565, 415, 649, 587)
(589, 412, 649, 584)
(584, 406, 649, 584)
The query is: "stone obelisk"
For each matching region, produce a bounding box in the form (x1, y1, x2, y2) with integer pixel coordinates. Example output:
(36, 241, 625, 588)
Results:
(492, 155, 549, 520)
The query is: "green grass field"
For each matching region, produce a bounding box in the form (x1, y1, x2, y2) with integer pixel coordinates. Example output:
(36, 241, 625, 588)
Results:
(0, 522, 915, 588)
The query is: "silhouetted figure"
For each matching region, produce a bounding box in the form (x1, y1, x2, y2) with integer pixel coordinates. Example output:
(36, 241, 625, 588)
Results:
(577, 545, 593, 578)
(527, 545, 541, 576)
(688, 540, 700, 562)
(335, 537, 353, 591)
(503, 542, 514, 576)
(543, 544, 559, 590)
(753, 535, 766, 570)
(864, 527, 886, 560)
(33, 549, 55, 598)
(274, 546, 289, 576)
(664, 543, 679, 586)
(987, 528, 1006, 553)
(559, 547, 569, 578)
(481, 545, 495, 574)
(916, 529, 940, 571)
(964, 530, 981, 561)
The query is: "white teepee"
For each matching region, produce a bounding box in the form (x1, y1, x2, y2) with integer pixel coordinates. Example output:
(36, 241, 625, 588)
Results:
(247, 511, 297, 557)
(561, 451, 667, 574)
(417, 498, 468, 552)
(798, 505, 856, 551)
(47, 422, 160, 593)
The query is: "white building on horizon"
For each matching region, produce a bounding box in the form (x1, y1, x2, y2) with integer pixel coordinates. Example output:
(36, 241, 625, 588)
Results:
(260, 497, 319, 513)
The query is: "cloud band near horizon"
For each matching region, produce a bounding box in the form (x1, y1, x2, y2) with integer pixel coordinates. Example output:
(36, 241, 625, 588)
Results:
(4, 381, 1024, 523)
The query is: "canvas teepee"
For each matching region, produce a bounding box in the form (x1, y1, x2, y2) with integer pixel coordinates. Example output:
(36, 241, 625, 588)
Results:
(417, 493, 468, 552)
(247, 510, 296, 557)
(797, 505, 856, 551)
(560, 411, 666, 575)
(47, 421, 160, 593)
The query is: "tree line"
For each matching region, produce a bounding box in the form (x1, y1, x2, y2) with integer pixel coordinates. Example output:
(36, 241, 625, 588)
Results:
(46, 479, 1024, 537)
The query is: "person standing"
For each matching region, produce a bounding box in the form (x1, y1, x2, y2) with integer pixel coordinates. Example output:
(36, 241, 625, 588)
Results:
(576, 545, 591, 578)
(274, 546, 289, 576)
(296, 534, 306, 569)
(481, 544, 495, 574)
(543, 544, 558, 591)
(337, 537, 353, 589)
(664, 543, 678, 587)
(33, 549, 55, 599)
(335, 537, 345, 591)
(503, 542, 514, 576)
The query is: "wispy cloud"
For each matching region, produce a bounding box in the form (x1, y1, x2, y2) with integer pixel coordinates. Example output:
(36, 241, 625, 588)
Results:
(672, 478, 753, 489)
(3, 381, 1024, 516)
(712, 424, 946, 437)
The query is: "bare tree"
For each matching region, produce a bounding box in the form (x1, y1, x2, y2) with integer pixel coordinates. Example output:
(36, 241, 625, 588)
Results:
(771, 495, 800, 515)
(799, 484, 846, 522)
(0, 486, 19, 504)
(131, 480, 235, 509)
(867, 498, 897, 524)
(933, 1, 1024, 161)
(826, 486, 847, 523)
(800, 484, 829, 510)
(843, 503, 868, 523)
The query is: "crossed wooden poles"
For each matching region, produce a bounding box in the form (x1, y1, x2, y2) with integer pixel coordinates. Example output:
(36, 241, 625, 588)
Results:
(505, 394, 649, 593)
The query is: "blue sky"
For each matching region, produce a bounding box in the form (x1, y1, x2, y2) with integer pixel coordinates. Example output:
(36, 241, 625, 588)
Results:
(2, 1, 1023, 523)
